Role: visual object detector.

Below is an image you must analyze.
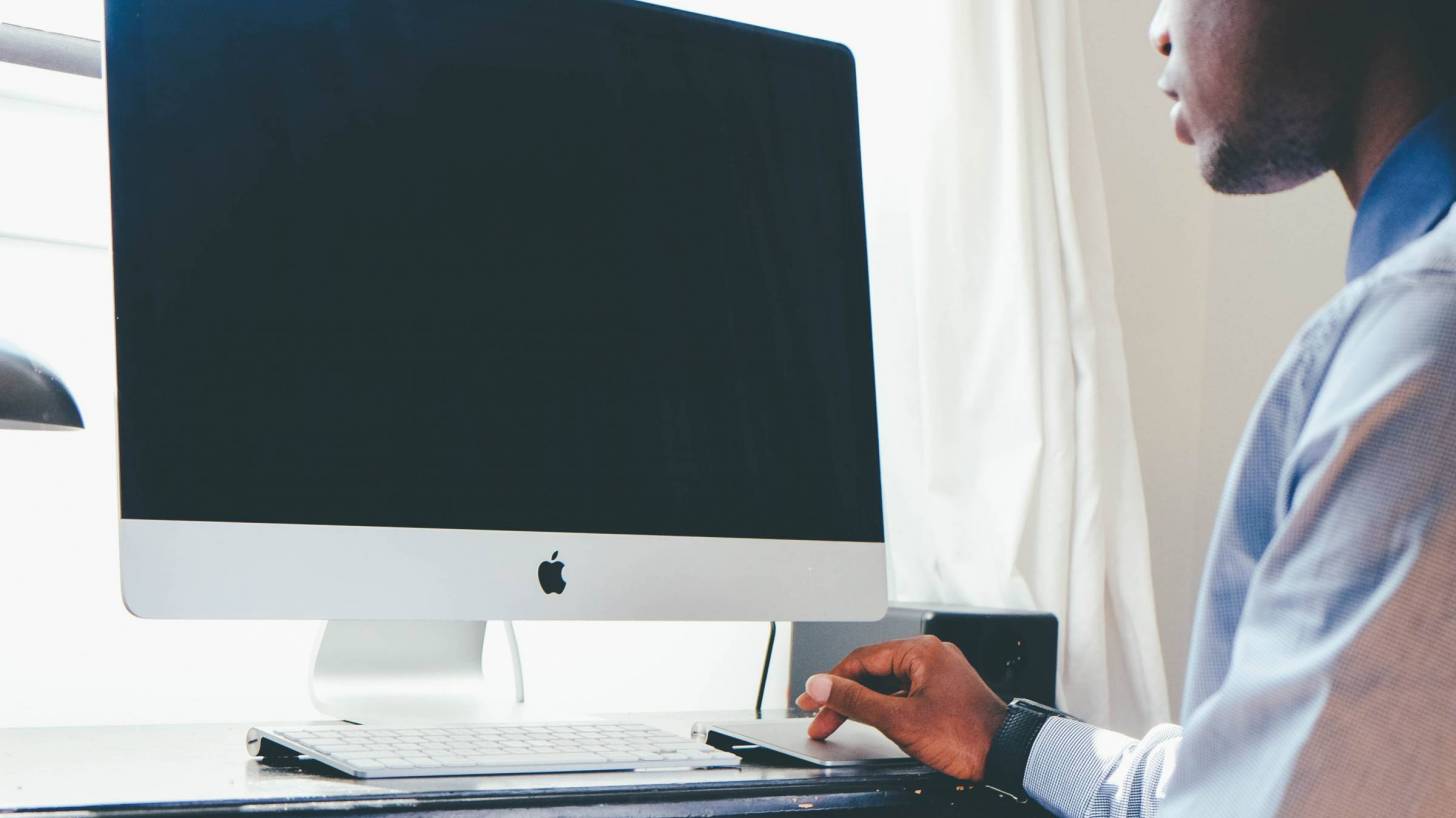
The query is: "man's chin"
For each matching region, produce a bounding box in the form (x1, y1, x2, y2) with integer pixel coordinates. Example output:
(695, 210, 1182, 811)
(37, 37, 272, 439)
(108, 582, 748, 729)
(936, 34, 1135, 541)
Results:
(1199, 134, 1329, 196)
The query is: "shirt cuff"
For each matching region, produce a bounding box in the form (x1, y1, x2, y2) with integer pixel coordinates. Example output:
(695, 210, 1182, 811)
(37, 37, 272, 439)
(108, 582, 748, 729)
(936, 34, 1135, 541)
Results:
(1022, 716, 1137, 818)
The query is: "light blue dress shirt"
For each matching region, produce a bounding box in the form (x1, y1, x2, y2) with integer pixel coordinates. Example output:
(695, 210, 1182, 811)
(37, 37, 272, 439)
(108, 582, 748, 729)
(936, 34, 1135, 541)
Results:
(1023, 97, 1456, 817)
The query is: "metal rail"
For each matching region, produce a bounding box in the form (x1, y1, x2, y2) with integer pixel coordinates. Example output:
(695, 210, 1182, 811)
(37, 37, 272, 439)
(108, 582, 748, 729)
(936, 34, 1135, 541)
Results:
(0, 22, 101, 78)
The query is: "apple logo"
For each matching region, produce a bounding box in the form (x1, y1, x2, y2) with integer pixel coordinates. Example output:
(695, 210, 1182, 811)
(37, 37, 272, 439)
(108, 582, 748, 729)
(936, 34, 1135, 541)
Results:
(538, 551, 566, 594)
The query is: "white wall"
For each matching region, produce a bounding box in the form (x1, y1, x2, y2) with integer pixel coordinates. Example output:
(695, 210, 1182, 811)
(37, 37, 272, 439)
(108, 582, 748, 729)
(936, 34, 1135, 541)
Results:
(1079, 0, 1350, 714)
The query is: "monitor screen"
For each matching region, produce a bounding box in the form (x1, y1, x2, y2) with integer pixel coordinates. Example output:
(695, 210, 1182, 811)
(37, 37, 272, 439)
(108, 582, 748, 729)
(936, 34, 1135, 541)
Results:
(108, 0, 882, 544)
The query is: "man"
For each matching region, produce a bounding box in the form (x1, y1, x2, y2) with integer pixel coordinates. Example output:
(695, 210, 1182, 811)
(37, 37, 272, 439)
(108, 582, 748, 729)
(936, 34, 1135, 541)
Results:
(797, 0, 1456, 815)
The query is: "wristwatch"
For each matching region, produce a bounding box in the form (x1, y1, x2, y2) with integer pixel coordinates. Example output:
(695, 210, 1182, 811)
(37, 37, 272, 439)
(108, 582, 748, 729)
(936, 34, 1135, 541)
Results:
(981, 698, 1076, 802)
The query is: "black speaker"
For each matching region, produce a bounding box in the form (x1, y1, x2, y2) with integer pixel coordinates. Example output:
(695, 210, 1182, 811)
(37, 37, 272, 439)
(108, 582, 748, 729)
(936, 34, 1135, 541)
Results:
(789, 604, 1059, 706)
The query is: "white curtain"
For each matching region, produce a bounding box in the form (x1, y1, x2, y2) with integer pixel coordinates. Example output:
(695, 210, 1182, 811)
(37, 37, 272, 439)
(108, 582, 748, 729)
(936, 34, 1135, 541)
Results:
(873, 0, 1171, 734)
(660, 0, 1170, 733)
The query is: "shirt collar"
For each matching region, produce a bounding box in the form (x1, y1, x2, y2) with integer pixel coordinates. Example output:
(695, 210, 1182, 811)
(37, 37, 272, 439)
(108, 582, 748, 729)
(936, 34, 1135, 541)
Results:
(1346, 96, 1456, 281)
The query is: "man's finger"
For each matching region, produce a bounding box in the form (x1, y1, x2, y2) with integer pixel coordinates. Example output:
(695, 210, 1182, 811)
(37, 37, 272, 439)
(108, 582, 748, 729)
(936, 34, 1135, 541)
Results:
(798, 688, 900, 739)
(827, 636, 938, 688)
(826, 640, 907, 680)
(799, 681, 849, 739)
(802, 673, 902, 740)
(807, 705, 848, 740)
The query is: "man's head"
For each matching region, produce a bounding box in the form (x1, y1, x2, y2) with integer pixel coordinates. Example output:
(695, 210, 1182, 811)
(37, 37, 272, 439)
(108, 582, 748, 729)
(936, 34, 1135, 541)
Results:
(1151, 0, 1455, 196)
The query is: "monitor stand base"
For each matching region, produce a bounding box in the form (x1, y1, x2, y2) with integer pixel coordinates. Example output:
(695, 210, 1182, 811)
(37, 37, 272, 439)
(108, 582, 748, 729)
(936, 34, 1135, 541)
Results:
(310, 620, 524, 724)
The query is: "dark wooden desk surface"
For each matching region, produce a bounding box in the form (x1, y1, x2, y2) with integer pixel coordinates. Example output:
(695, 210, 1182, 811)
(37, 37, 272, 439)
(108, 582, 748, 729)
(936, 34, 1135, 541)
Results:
(0, 713, 1051, 816)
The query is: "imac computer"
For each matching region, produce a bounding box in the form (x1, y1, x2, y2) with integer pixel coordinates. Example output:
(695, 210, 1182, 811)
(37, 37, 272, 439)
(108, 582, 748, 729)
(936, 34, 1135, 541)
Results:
(106, 0, 885, 722)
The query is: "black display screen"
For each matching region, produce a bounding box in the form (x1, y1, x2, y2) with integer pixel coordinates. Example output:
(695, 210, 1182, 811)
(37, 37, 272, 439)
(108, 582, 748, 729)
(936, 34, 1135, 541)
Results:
(107, 0, 882, 542)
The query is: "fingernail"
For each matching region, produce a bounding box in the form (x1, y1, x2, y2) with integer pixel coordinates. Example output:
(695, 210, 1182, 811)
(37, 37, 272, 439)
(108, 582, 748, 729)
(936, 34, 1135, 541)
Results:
(806, 674, 832, 703)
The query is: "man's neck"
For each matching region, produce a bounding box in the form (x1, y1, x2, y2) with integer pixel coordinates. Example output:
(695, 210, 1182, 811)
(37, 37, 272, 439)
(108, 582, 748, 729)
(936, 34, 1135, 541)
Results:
(1333, 35, 1446, 207)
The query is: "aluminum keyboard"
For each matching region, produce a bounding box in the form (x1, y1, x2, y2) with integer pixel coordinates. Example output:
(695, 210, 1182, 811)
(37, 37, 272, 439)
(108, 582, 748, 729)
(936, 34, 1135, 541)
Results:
(247, 721, 743, 779)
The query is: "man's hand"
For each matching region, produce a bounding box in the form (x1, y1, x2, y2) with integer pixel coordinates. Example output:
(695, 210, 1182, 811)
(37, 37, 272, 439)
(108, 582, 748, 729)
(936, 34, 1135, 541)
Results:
(794, 635, 1008, 781)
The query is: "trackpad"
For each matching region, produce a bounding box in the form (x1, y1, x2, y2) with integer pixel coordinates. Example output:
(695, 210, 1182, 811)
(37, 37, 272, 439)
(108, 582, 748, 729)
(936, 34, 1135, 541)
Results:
(703, 718, 918, 767)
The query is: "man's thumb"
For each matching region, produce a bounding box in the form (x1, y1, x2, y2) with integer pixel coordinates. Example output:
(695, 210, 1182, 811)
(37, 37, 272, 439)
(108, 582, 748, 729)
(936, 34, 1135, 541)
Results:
(806, 673, 897, 727)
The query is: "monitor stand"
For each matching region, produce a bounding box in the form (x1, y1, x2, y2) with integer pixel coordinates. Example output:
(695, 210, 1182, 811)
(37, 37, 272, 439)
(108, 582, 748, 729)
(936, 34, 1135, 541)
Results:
(310, 620, 525, 724)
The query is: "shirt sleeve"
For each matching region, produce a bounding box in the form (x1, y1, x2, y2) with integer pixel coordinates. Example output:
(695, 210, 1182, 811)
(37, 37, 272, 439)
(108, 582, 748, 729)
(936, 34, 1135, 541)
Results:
(1020, 271, 1456, 818)
(1023, 717, 1182, 817)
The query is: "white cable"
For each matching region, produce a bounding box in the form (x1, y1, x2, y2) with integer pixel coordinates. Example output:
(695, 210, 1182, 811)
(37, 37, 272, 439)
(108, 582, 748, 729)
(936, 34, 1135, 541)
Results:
(503, 620, 525, 703)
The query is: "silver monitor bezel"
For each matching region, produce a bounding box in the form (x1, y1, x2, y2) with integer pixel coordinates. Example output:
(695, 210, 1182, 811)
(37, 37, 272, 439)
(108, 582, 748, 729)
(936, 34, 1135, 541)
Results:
(119, 519, 887, 621)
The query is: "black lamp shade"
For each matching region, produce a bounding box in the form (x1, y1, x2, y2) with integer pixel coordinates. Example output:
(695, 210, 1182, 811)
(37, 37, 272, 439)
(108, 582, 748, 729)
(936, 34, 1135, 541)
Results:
(0, 343, 84, 431)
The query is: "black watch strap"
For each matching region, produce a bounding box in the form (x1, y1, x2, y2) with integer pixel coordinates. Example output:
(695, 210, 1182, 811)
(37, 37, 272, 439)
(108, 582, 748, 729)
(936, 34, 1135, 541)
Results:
(981, 699, 1070, 802)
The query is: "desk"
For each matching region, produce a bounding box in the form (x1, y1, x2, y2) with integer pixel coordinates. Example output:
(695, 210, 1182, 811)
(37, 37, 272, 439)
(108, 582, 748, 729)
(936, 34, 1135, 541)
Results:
(0, 713, 1052, 816)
